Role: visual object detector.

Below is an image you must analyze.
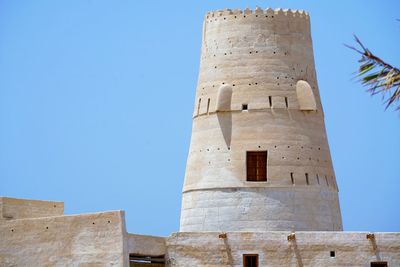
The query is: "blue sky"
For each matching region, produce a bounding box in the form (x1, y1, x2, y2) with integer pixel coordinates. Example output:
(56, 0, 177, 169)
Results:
(0, 1, 399, 236)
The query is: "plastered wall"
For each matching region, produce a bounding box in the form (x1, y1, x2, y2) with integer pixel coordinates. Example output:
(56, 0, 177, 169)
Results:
(166, 232, 400, 267)
(180, 8, 342, 232)
(0, 210, 128, 267)
(0, 197, 64, 221)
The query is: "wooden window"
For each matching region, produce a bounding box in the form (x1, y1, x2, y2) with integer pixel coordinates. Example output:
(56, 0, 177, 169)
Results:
(243, 254, 258, 267)
(247, 151, 267, 182)
(371, 262, 388, 267)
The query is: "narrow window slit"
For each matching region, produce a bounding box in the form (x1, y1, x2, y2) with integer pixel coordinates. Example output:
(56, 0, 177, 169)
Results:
(269, 96, 272, 107)
(285, 97, 289, 108)
(290, 172, 294, 185)
(305, 173, 309, 185)
(197, 98, 202, 115)
(206, 98, 210, 114)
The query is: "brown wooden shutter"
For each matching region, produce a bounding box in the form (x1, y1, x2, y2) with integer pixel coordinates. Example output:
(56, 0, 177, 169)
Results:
(247, 151, 267, 182)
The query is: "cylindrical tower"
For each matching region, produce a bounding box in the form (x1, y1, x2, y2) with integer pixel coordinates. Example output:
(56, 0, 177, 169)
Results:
(180, 7, 343, 232)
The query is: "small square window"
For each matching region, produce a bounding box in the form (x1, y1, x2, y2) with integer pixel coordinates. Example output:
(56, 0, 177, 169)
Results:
(243, 254, 258, 267)
(330, 251, 335, 257)
(242, 104, 248, 110)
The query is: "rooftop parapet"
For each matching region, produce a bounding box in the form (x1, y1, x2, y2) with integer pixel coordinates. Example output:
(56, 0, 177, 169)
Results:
(205, 7, 309, 19)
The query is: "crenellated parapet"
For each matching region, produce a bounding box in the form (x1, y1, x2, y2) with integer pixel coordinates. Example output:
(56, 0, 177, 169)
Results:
(205, 7, 309, 19)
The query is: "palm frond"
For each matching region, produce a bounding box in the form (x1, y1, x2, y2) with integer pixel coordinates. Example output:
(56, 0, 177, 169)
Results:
(346, 35, 400, 110)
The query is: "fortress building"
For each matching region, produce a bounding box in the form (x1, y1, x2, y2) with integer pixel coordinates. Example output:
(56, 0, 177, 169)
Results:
(1, 7, 399, 267)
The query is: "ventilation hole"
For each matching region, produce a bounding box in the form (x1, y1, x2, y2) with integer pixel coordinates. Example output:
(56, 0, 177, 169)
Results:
(234, 16, 237, 18)
(277, 83, 280, 86)
(256, 15, 258, 17)
(274, 145, 277, 148)
(11, 229, 14, 232)
(242, 104, 248, 110)
(46, 226, 49, 229)
(269, 96, 272, 107)
(228, 147, 230, 150)
(290, 173, 294, 185)
(272, 16, 274, 18)
(318, 147, 321, 150)
(108, 221, 111, 223)
(285, 97, 289, 108)
(305, 173, 309, 185)
(277, 77, 279, 79)
(214, 66, 217, 69)
(217, 148, 220, 150)
(249, 51, 252, 54)
(330, 251, 335, 257)
(53, 205, 56, 208)
(301, 146, 304, 149)
(222, 82, 225, 84)
(207, 148, 209, 151)
(309, 158, 312, 160)
(232, 84, 236, 86)
(255, 82, 258, 85)
(224, 53, 227, 55)
(287, 146, 290, 148)
(297, 157, 300, 160)
(249, 83, 251, 86)
(92, 222, 95, 225)
(228, 159, 230, 161)
(255, 51, 258, 53)
(244, 15, 246, 18)
(224, 18, 226, 20)
(273, 51, 276, 54)
(282, 156, 285, 159)
(258, 145, 261, 148)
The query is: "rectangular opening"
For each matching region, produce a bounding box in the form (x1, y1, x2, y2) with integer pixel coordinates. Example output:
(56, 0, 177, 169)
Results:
(330, 251, 335, 257)
(242, 104, 248, 110)
(197, 98, 201, 115)
(129, 254, 165, 267)
(325, 175, 329, 186)
(285, 97, 289, 108)
(247, 151, 267, 182)
(243, 254, 258, 267)
(371, 262, 388, 267)
(268, 96, 272, 107)
(290, 172, 294, 185)
(305, 173, 309, 185)
(206, 98, 210, 114)
(316, 174, 320, 185)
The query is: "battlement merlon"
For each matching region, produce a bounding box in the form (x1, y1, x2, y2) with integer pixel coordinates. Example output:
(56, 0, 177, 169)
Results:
(205, 7, 310, 19)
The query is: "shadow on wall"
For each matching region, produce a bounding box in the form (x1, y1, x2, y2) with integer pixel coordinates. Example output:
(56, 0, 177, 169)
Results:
(216, 84, 233, 148)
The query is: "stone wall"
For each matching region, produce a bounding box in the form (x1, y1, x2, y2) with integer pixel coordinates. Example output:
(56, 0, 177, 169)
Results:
(166, 232, 400, 267)
(0, 210, 128, 267)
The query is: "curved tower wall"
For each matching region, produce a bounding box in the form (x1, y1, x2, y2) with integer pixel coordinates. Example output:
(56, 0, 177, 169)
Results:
(180, 8, 343, 232)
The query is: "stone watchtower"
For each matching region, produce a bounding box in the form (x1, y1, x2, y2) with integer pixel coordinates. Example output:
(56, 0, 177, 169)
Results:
(180, 8, 343, 232)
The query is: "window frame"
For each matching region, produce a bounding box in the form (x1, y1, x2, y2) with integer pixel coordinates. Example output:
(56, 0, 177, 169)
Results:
(246, 151, 268, 182)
